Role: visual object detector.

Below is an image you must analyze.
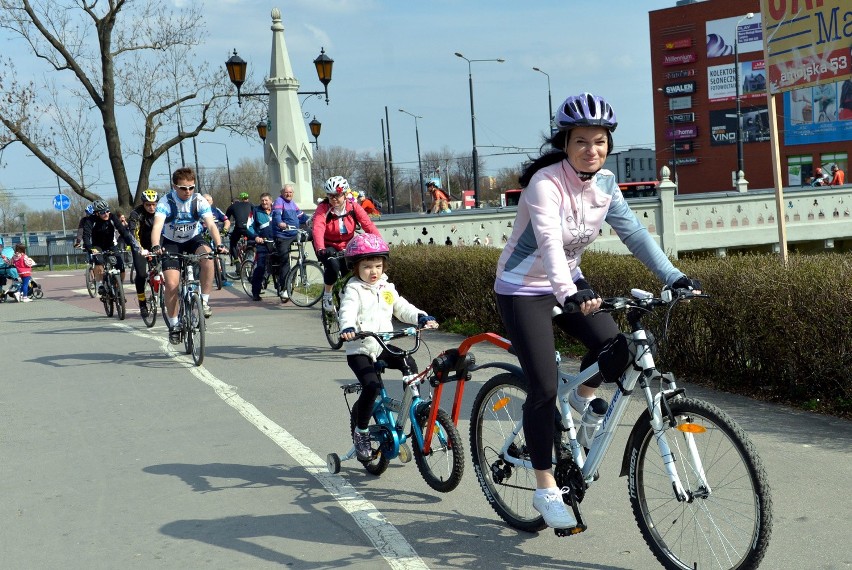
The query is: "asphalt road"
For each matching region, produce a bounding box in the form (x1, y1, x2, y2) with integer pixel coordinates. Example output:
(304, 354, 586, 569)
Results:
(1, 269, 850, 569)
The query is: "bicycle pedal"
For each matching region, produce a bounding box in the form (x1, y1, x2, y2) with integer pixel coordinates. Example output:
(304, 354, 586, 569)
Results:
(554, 523, 587, 537)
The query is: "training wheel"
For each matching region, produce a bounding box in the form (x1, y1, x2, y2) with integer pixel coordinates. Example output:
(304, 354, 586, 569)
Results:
(327, 453, 341, 474)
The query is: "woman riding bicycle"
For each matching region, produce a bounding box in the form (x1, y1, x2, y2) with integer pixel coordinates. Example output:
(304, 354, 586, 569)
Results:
(311, 176, 380, 312)
(493, 92, 701, 530)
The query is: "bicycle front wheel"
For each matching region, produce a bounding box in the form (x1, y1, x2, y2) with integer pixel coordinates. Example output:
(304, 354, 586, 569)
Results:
(322, 301, 343, 350)
(186, 293, 206, 366)
(628, 398, 772, 570)
(213, 255, 224, 290)
(286, 261, 324, 307)
(142, 281, 158, 328)
(413, 404, 464, 493)
(86, 265, 96, 298)
(239, 260, 255, 299)
(114, 275, 126, 320)
(469, 373, 545, 532)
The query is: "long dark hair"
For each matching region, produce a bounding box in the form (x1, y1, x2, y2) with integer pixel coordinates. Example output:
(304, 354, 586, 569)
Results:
(519, 130, 569, 188)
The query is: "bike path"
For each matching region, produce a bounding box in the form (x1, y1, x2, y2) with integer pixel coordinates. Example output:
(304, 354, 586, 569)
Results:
(1, 269, 850, 569)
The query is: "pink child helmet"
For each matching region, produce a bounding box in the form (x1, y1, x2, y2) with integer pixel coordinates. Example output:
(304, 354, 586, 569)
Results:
(344, 233, 389, 268)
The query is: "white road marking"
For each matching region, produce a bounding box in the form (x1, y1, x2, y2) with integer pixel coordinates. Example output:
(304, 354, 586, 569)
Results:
(115, 323, 428, 569)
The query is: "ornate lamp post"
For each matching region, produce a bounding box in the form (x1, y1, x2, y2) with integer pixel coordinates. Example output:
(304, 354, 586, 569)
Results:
(225, 48, 334, 106)
(308, 116, 322, 148)
(454, 52, 504, 208)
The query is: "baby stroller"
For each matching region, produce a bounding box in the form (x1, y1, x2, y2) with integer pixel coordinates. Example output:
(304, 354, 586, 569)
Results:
(0, 245, 43, 302)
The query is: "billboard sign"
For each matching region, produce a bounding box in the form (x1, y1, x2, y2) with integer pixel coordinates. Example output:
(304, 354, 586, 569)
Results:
(669, 96, 692, 110)
(665, 38, 693, 50)
(709, 106, 770, 146)
(708, 60, 767, 102)
(666, 125, 698, 140)
(663, 52, 697, 66)
(668, 112, 695, 123)
(783, 80, 852, 145)
(665, 69, 695, 80)
(663, 81, 697, 97)
(762, 0, 852, 93)
(706, 14, 763, 59)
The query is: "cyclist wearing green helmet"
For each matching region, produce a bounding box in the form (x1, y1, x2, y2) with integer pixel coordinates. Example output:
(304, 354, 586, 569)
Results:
(126, 189, 161, 318)
(225, 192, 254, 263)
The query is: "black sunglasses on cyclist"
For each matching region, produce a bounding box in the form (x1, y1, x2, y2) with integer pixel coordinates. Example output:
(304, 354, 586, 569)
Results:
(176, 184, 196, 191)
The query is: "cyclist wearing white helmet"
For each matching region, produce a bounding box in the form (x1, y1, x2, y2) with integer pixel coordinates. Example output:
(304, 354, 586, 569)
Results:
(494, 92, 702, 531)
(311, 176, 380, 312)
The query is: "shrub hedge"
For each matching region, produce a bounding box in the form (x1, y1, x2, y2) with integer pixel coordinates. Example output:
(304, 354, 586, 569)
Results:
(389, 245, 852, 417)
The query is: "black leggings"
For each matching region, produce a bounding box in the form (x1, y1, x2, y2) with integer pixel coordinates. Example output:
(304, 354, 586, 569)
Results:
(132, 251, 149, 295)
(496, 290, 619, 471)
(319, 247, 344, 286)
(348, 350, 417, 430)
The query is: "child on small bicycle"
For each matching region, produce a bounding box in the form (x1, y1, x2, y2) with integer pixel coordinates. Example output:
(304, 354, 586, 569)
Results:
(338, 233, 438, 461)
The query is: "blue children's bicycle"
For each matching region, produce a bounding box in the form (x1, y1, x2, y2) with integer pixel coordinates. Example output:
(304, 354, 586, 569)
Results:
(326, 327, 468, 493)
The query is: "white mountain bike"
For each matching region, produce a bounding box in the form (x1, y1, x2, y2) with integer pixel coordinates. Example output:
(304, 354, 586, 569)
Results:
(468, 288, 773, 570)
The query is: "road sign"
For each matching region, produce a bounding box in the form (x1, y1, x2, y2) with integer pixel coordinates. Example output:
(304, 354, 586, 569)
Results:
(53, 194, 71, 211)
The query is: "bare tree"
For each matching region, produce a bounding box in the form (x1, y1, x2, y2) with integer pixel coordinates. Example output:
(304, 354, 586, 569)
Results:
(0, 0, 258, 209)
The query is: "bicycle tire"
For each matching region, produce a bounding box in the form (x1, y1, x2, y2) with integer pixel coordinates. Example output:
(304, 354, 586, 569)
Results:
(114, 274, 126, 320)
(413, 404, 465, 493)
(239, 260, 255, 299)
(142, 281, 157, 328)
(285, 260, 324, 307)
(187, 293, 205, 366)
(102, 280, 114, 317)
(213, 255, 223, 290)
(628, 397, 773, 570)
(85, 265, 96, 298)
(349, 399, 390, 476)
(469, 372, 545, 532)
(322, 302, 343, 350)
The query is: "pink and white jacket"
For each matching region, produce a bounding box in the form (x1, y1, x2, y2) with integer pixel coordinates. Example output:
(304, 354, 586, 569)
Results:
(495, 160, 682, 306)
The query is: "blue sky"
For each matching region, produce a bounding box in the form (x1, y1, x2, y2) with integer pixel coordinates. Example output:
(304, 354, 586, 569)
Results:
(0, 0, 681, 210)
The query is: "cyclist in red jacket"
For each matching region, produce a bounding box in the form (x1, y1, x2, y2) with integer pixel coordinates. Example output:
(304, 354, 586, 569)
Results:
(311, 176, 380, 312)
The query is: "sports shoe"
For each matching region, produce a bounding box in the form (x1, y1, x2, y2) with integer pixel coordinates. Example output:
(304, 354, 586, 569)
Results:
(168, 328, 181, 345)
(279, 290, 289, 302)
(568, 388, 594, 415)
(202, 301, 212, 318)
(139, 303, 149, 319)
(353, 428, 373, 462)
(97, 285, 106, 296)
(21, 296, 31, 303)
(14, 292, 22, 302)
(322, 295, 335, 312)
(533, 488, 578, 529)
(252, 295, 262, 301)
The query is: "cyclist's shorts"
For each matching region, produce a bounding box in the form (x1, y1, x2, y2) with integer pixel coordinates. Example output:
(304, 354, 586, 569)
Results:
(161, 236, 209, 272)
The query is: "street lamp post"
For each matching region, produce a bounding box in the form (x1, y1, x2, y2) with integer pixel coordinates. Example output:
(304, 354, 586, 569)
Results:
(200, 141, 234, 203)
(734, 12, 754, 180)
(658, 87, 678, 187)
(455, 52, 504, 208)
(225, 48, 334, 106)
(532, 67, 553, 133)
(399, 109, 425, 212)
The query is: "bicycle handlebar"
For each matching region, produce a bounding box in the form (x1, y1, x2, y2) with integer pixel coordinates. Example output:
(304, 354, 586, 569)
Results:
(556, 288, 709, 316)
(350, 327, 423, 357)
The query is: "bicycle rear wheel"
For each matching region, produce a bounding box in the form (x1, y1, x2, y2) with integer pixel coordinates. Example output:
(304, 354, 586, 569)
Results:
(628, 397, 772, 570)
(85, 265, 96, 298)
(142, 281, 158, 328)
(286, 260, 324, 307)
(413, 404, 464, 493)
(239, 260, 255, 299)
(469, 373, 545, 532)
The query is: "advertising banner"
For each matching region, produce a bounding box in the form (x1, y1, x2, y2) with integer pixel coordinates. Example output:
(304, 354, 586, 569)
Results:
(663, 81, 697, 97)
(709, 106, 770, 146)
(666, 125, 698, 140)
(783, 80, 852, 145)
(761, 0, 852, 93)
(706, 14, 763, 58)
(708, 60, 767, 102)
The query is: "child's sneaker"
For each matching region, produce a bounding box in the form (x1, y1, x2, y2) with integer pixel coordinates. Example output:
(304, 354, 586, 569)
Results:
(322, 295, 335, 313)
(352, 428, 372, 462)
(533, 487, 577, 529)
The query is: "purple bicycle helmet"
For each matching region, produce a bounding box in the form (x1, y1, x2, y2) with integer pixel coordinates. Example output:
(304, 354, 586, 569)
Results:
(555, 92, 618, 132)
(344, 233, 389, 267)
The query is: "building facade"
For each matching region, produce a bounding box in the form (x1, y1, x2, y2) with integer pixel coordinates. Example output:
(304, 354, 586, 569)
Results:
(649, 0, 851, 194)
(604, 148, 657, 183)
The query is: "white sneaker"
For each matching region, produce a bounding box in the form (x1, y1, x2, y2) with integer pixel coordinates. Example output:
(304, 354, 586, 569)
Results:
(568, 388, 594, 415)
(21, 297, 31, 303)
(322, 296, 334, 312)
(533, 488, 577, 529)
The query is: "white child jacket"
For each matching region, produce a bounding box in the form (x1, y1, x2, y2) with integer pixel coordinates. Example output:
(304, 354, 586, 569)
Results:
(338, 275, 425, 359)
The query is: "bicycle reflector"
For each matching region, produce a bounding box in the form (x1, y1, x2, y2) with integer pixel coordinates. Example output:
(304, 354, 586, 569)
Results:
(491, 397, 511, 412)
(676, 423, 707, 434)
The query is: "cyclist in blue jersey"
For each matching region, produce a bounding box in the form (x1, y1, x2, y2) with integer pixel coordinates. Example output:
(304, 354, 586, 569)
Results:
(150, 167, 228, 344)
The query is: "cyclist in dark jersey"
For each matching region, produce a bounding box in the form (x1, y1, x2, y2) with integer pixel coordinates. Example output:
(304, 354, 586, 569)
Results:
(225, 192, 254, 264)
(127, 189, 159, 319)
(82, 199, 143, 296)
